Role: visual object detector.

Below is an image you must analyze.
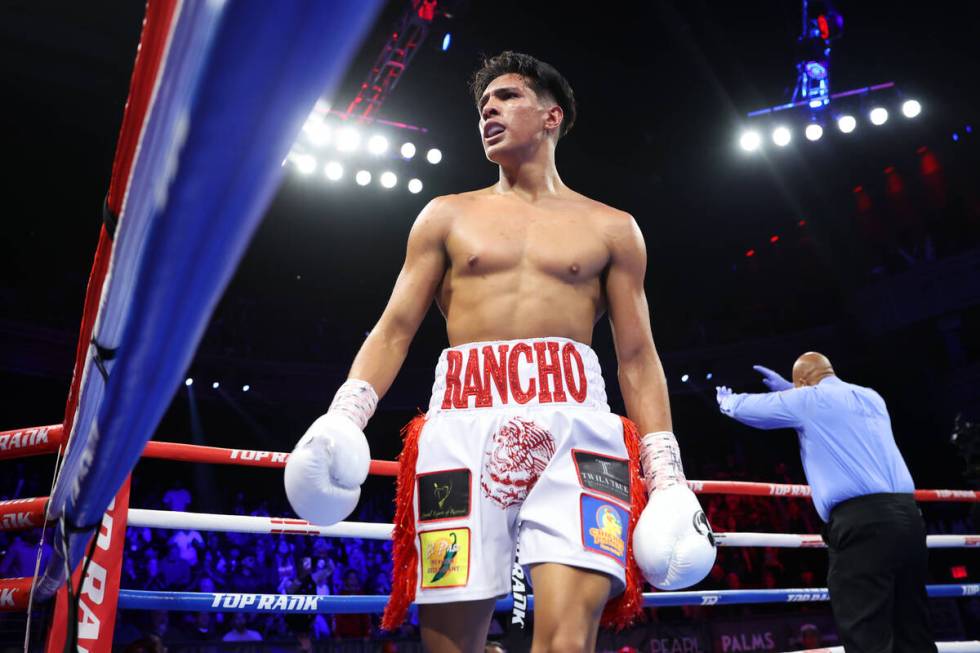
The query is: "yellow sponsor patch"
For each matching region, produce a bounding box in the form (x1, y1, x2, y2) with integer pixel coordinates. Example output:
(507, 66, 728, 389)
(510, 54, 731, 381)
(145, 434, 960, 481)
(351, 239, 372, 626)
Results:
(581, 494, 628, 566)
(419, 527, 470, 589)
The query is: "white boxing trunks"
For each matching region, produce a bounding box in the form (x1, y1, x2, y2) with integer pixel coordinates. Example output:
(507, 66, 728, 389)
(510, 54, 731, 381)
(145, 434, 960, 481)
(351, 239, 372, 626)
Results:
(405, 337, 637, 605)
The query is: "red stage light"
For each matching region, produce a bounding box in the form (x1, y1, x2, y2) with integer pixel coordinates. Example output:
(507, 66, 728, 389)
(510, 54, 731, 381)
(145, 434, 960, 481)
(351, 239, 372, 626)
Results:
(798, 220, 807, 227)
(817, 15, 830, 39)
(415, 0, 437, 21)
(745, 249, 756, 258)
(952, 565, 968, 579)
(887, 173, 903, 194)
(770, 235, 780, 244)
(920, 152, 940, 176)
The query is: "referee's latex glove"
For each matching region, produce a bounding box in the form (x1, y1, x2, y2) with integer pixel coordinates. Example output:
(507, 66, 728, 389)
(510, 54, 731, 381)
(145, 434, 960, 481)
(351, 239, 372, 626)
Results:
(752, 365, 793, 392)
(715, 385, 734, 407)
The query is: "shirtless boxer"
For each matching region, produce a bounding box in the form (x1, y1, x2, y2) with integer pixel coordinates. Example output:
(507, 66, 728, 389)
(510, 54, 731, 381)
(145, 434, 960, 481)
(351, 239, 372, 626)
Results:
(284, 51, 715, 653)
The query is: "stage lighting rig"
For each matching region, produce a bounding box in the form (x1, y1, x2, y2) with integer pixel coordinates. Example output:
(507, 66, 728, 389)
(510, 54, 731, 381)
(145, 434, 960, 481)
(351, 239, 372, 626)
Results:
(736, 1, 922, 154)
(286, 105, 442, 194)
(284, 1, 469, 193)
(794, 1, 843, 111)
(346, 0, 464, 122)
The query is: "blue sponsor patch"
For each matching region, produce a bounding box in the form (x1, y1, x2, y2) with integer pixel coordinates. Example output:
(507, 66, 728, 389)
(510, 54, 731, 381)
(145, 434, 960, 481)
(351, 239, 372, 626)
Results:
(580, 494, 628, 566)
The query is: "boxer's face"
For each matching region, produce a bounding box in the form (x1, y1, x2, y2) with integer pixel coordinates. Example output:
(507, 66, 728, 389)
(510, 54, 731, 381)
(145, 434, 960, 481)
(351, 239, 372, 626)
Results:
(478, 73, 561, 163)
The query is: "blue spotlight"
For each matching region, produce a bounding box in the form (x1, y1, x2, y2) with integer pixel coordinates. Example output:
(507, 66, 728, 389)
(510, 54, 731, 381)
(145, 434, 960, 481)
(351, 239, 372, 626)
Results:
(681, 374, 690, 383)
(441, 33, 452, 51)
(212, 381, 220, 389)
(185, 378, 193, 387)
(706, 373, 713, 381)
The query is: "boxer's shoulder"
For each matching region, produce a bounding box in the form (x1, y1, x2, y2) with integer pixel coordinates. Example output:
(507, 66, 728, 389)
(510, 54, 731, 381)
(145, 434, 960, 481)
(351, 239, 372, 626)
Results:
(558, 191, 634, 228)
(597, 204, 635, 225)
(578, 200, 641, 253)
(438, 187, 495, 206)
(413, 192, 486, 228)
(409, 194, 463, 241)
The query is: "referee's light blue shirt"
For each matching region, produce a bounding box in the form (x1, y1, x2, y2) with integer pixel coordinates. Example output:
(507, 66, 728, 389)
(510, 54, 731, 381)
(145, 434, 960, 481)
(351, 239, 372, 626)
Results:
(719, 376, 915, 521)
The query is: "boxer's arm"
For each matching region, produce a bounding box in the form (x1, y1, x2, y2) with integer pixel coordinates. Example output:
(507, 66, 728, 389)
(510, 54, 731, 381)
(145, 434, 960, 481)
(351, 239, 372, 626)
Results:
(608, 218, 716, 590)
(347, 197, 450, 398)
(604, 213, 672, 434)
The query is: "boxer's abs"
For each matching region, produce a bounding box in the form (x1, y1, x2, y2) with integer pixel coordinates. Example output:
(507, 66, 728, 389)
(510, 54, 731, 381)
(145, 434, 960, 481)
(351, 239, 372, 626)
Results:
(440, 273, 602, 346)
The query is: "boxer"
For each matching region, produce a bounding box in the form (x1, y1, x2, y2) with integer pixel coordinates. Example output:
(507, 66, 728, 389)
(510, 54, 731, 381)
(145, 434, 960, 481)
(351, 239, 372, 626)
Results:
(285, 51, 715, 653)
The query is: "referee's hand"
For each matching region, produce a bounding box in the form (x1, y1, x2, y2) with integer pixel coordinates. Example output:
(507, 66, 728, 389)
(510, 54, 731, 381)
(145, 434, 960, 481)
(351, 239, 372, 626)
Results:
(752, 365, 793, 392)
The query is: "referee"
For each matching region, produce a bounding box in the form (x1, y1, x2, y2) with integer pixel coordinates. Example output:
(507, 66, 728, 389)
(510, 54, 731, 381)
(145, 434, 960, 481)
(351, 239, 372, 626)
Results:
(715, 352, 935, 652)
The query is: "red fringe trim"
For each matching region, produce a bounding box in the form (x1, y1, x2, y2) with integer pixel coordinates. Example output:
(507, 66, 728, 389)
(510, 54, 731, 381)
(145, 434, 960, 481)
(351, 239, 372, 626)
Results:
(600, 416, 648, 630)
(381, 414, 426, 631)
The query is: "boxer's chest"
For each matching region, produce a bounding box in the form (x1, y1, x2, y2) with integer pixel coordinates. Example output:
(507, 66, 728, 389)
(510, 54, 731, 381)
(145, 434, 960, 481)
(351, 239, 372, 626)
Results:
(447, 209, 609, 283)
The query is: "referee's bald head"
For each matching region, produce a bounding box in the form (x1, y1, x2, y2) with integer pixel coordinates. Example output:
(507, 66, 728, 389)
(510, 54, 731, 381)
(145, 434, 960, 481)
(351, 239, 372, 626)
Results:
(792, 352, 835, 388)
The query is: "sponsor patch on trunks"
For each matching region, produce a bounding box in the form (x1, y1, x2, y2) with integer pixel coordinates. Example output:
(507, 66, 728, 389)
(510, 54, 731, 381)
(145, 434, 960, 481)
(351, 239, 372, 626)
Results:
(419, 528, 471, 589)
(417, 469, 471, 522)
(580, 494, 627, 566)
(572, 450, 630, 504)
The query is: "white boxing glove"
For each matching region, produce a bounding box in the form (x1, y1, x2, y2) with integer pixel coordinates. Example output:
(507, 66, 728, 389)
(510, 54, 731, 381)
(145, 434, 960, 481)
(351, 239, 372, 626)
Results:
(632, 431, 716, 590)
(284, 380, 377, 526)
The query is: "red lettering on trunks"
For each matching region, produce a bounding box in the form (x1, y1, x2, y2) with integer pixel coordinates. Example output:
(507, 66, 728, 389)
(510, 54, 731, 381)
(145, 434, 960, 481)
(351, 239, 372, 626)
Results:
(442, 350, 463, 409)
(562, 343, 588, 403)
(442, 341, 591, 409)
(533, 341, 566, 403)
(482, 345, 510, 404)
(509, 343, 536, 404)
(461, 348, 489, 408)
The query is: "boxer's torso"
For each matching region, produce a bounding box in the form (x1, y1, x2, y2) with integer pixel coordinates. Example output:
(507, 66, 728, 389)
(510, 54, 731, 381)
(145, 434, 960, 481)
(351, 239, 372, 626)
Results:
(435, 186, 626, 347)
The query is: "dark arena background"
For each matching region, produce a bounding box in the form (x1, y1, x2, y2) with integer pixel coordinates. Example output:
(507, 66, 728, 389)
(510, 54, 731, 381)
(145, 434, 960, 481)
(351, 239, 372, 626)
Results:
(1, 1, 979, 651)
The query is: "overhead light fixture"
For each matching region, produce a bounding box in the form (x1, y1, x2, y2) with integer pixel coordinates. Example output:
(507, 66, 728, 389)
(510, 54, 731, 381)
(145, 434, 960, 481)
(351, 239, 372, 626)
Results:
(739, 130, 762, 152)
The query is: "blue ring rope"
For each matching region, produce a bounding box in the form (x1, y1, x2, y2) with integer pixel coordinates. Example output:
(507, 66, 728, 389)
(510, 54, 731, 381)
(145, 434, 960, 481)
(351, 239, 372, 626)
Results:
(117, 583, 979, 614)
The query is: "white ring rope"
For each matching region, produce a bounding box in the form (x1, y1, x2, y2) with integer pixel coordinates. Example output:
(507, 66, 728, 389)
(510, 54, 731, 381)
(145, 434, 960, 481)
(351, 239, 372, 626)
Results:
(713, 532, 980, 549)
(785, 644, 980, 653)
(127, 509, 393, 539)
(126, 509, 978, 549)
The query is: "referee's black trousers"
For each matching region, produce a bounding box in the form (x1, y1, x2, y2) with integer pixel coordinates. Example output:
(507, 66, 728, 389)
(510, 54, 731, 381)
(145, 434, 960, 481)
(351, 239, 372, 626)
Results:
(825, 493, 936, 652)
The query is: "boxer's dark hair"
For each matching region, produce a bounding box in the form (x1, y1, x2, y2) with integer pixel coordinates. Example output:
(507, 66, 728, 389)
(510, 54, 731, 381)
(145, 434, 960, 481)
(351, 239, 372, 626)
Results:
(469, 51, 576, 139)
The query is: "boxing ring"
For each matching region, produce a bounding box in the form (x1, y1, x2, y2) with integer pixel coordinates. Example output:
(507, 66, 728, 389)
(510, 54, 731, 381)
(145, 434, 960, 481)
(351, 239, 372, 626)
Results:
(1, 427, 979, 650)
(0, 1, 978, 652)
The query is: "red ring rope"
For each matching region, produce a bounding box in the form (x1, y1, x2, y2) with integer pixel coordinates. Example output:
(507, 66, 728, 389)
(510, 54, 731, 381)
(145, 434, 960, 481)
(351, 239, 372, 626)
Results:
(1, 424, 975, 501)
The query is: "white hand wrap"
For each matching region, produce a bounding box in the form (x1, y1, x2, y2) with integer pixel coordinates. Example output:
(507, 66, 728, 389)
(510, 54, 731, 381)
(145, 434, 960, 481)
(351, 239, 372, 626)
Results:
(328, 379, 378, 430)
(639, 431, 686, 492)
